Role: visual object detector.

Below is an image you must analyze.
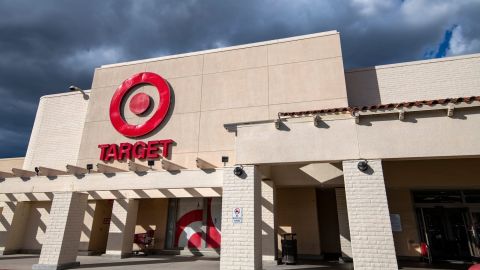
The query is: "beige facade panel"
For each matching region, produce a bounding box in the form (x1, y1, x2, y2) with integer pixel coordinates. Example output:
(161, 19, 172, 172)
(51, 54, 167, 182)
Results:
(83, 85, 117, 123)
(23, 92, 89, 171)
(91, 63, 146, 89)
(357, 109, 480, 160)
(236, 118, 359, 164)
(346, 53, 480, 107)
(201, 67, 269, 111)
(203, 46, 267, 74)
(268, 57, 348, 105)
(145, 55, 203, 79)
(236, 107, 480, 164)
(199, 106, 269, 152)
(167, 76, 203, 114)
(267, 33, 342, 66)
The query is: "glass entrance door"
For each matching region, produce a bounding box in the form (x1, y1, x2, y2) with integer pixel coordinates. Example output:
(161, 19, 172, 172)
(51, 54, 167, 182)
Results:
(467, 210, 480, 259)
(417, 207, 472, 261)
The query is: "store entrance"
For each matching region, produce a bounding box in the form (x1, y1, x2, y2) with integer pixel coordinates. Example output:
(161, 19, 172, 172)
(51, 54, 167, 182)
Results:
(417, 207, 471, 261)
(165, 197, 221, 254)
(414, 190, 480, 262)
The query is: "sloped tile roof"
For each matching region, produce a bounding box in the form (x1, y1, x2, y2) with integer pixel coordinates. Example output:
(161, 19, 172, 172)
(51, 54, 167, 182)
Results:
(279, 96, 480, 117)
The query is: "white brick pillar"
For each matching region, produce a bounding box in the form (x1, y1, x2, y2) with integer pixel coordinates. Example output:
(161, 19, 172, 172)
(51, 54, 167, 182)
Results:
(33, 192, 88, 270)
(262, 179, 277, 261)
(220, 166, 262, 270)
(335, 188, 352, 261)
(0, 201, 30, 255)
(105, 199, 138, 258)
(342, 160, 397, 270)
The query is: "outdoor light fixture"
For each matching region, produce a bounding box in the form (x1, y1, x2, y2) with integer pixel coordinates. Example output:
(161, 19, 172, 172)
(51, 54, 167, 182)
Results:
(69, 85, 88, 98)
(398, 110, 405, 121)
(69, 85, 83, 92)
(86, 164, 93, 173)
(233, 166, 244, 177)
(274, 119, 281, 129)
(148, 160, 155, 167)
(351, 111, 360, 124)
(357, 160, 369, 172)
(447, 105, 454, 117)
(222, 156, 229, 166)
(34, 167, 40, 176)
(314, 115, 322, 127)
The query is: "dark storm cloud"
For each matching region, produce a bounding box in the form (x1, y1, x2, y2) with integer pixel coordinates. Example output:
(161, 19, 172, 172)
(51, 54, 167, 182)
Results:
(0, 0, 479, 158)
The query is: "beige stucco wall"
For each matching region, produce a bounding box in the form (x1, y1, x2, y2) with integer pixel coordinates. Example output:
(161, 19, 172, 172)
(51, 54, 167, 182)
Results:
(0, 157, 24, 172)
(23, 92, 89, 171)
(134, 198, 169, 250)
(21, 201, 51, 252)
(86, 200, 112, 252)
(276, 187, 321, 256)
(76, 31, 348, 170)
(386, 189, 419, 258)
(316, 189, 341, 254)
(236, 106, 480, 164)
(271, 163, 343, 187)
(346, 53, 480, 107)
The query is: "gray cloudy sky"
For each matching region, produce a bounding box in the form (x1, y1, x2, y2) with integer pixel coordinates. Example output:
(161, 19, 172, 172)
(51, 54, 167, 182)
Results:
(0, 0, 479, 158)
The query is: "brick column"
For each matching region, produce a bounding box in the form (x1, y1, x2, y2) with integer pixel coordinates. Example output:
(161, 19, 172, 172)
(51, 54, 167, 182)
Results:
(33, 192, 88, 270)
(0, 201, 30, 255)
(335, 188, 352, 261)
(220, 166, 262, 270)
(342, 160, 397, 270)
(262, 179, 276, 261)
(105, 199, 138, 258)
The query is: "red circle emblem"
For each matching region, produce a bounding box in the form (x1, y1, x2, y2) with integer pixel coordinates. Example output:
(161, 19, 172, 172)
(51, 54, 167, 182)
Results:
(129, 92, 151, 115)
(110, 72, 171, 137)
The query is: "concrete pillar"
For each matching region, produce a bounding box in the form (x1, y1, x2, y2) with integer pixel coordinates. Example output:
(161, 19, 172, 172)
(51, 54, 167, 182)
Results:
(78, 201, 97, 254)
(335, 188, 352, 261)
(0, 201, 30, 255)
(105, 199, 138, 258)
(262, 180, 276, 261)
(32, 192, 88, 270)
(220, 166, 262, 270)
(342, 160, 397, 270)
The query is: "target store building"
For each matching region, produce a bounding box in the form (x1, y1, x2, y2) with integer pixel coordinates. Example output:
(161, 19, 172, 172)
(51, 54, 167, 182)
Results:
(1, 31, 480, 270)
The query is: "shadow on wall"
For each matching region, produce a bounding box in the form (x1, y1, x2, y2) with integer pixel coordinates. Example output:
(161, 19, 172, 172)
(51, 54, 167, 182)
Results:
(345, 68, 381, 107)
(22, 202, 51, 252)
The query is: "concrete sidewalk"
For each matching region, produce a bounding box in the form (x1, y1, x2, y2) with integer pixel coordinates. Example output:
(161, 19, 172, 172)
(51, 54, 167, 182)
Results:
(0, 254, 473, 270)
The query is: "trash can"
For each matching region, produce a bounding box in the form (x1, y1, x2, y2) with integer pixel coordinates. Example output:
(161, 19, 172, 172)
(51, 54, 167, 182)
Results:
(281, 233, 297, 265)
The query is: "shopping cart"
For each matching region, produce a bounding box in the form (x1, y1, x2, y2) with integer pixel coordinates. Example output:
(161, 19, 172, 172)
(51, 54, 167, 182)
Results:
(133, 229, 155, 255)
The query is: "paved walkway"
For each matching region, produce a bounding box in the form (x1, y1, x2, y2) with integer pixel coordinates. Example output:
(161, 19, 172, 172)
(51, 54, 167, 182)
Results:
(0, 254, 474, 270)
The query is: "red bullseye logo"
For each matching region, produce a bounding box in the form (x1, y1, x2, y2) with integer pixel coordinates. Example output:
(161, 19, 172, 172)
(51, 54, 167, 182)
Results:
(109, 72, 171, 137)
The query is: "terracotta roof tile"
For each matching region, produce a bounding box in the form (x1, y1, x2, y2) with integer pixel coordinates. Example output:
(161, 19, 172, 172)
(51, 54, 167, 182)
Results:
(279, 96, 480, 117)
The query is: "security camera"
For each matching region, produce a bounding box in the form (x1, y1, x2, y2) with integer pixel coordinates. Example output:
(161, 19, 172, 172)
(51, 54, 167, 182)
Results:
(233, 166, 244, 177)
(357, 160, 369, 172)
